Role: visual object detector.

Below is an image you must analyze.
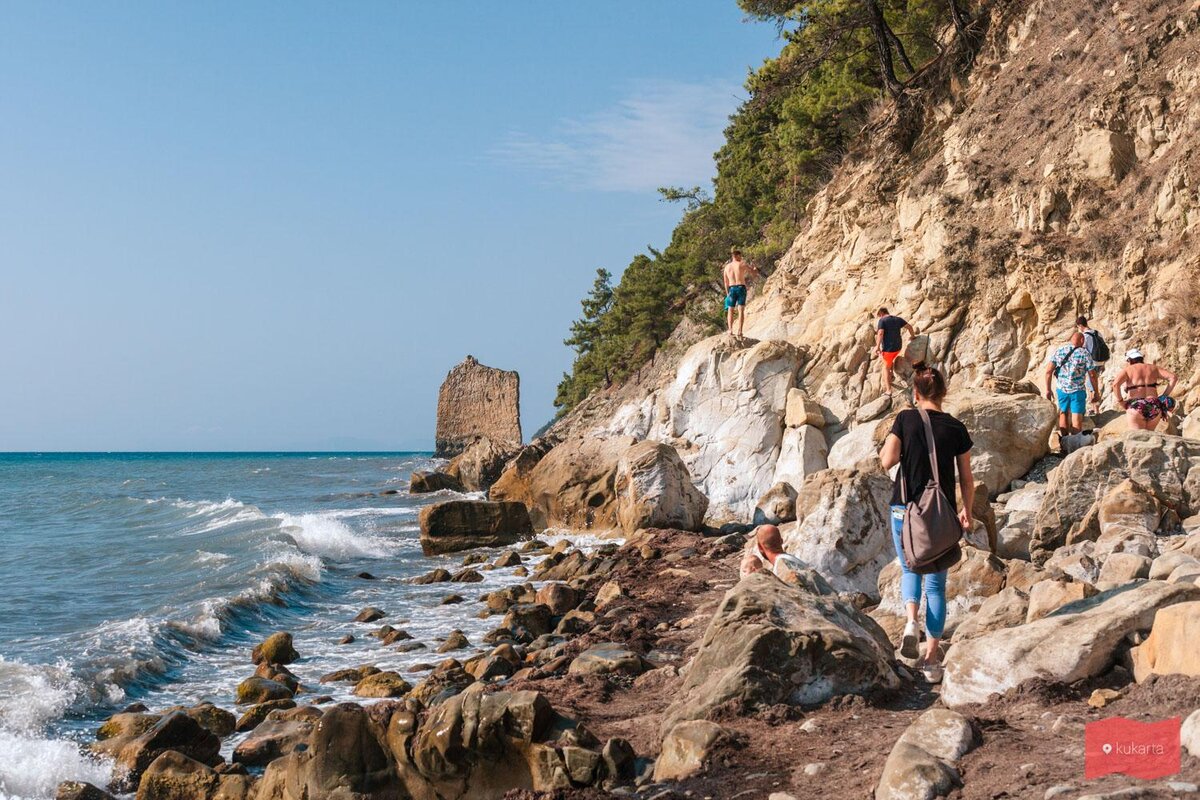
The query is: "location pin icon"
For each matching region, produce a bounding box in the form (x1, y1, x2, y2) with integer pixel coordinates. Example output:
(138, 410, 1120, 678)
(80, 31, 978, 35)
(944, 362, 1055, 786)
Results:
(1102, 743, 1113, 755)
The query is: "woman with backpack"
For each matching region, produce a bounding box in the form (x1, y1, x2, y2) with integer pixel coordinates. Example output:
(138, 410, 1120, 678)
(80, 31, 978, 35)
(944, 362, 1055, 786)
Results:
(878, 362, 975, 684)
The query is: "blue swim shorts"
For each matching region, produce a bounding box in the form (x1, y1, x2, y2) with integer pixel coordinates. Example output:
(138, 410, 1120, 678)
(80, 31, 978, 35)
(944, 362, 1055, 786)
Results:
(1056, 388, 1087, 415)
(725, 284, 747, 309)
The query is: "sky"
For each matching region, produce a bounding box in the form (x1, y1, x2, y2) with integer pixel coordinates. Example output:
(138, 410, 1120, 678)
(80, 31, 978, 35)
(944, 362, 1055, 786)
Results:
(0, 2, 783, 451)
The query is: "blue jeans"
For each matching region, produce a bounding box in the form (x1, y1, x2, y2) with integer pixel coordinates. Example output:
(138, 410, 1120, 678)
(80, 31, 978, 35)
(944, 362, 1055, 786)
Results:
(890, 505, 948, 639)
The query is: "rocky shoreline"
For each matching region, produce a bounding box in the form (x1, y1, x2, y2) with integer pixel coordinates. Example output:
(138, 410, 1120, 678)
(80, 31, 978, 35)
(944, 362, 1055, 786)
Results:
(64, 494, 1200, 799)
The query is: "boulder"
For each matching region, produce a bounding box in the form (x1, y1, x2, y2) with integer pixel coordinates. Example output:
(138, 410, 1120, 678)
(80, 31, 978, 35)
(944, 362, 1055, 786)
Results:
(110, 711, 222, 790)
(493, 435, 634, 529)
(56, 783, 115, 800)
(943, 389, 1056, 498)
(875, 709, 976, 800)
(446, 436, 520, 493)
(136, 751, 254, 800)
(437, 631, 470, 653)
(781, 465, 894, 597)
(418, 500, 533, 555)
(785, 388, 826, 428)
(258, 703, 400, 800)
(487, 438, 557, 520)
(1025, 578, 1095, 622)
(567, 644, 646, 677)
(952, 587, 1029, 642)
(235, 699, 296, 733)
(653, 720, 727, 781)
(252, 632, 299, 665)
(753, 481, 799, 526)
(353, 671, 412, 698)
(772, 425, 830, 489)
(1030, 433, 1200, 563)
(236, 677, 293, 705)
(941, 580, 1200, 708)
(613, 440, 708, 533)
(354, 606, 386, 623)
(661, 572, 897, 731)
(390, 686, 585, 797)
(647, 336, 802, 520)
(1130, 601, 1200, 682)
(534, 582, 579, 615)
(1097, 552, 1152, 590)
(827, 419, 890, 471)
(1075, 127, 1137, 184)
(435, 355, 521, 457)
(409, 470, 465, 494)
(233, 707, 321, 766)
(1185, 709, 1200, 759)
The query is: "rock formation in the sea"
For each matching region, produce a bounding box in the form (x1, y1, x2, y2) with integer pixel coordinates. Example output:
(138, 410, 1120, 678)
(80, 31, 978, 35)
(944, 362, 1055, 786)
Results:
(435, 356, 522, 457)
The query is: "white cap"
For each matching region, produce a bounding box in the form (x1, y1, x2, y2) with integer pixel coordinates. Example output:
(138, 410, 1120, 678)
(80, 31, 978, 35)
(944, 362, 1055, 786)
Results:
(1126, 348, 1144, 360)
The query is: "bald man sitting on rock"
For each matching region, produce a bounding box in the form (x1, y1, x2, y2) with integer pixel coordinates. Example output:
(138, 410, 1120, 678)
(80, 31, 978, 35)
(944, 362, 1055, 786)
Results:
(739, 524, 810, 582)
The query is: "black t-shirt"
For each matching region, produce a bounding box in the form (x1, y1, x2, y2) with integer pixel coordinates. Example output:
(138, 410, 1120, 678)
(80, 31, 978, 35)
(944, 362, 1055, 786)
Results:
(889, 408, 973, 509)
(877, 315, 907, 352)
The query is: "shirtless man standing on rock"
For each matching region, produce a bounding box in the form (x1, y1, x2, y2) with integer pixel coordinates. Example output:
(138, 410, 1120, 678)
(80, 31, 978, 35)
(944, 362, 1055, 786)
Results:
(723, 248, 762, 338)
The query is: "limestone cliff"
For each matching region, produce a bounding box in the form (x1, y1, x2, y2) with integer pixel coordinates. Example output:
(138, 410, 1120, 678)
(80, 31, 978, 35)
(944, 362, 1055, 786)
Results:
(544, 0, 1200, 522)
(435, 356, 522, 457)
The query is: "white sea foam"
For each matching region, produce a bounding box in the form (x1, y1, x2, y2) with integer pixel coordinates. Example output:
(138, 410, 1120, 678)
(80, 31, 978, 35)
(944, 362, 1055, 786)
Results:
(0, 658, 112, 799)
(195, 550, 231, 564)
(275, 513, 397, 560)
(0, 731, 112, 800)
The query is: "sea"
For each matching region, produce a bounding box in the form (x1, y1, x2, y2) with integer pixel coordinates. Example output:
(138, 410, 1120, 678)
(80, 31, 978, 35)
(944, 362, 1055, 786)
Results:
(0, 452, 590, 799)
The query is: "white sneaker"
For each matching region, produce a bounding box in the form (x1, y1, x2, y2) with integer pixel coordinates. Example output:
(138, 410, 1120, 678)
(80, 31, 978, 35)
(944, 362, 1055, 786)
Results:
(919, 658, 944, 684)
(900, 620, 920, 660)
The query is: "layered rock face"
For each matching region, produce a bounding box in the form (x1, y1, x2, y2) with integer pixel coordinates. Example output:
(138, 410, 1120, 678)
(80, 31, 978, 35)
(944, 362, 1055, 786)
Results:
(435, 356, 522, 457)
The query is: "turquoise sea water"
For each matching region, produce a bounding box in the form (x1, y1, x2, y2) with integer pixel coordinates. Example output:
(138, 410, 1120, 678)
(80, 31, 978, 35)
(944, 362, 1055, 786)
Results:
(0, 452, 570, 799)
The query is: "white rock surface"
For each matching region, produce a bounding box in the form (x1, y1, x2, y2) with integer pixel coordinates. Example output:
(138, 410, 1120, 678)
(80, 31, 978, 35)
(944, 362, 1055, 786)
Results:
(773, 425, 829, 488)
(942, 580, 1200, 708)
(782, 466, 894, 597)
(649, 336, 801, 521)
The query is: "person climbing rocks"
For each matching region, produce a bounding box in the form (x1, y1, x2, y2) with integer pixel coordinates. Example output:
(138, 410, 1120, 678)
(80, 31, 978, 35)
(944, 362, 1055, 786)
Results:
(723, 248, 761, 338)
(1076, 316, 1110, 411)
(878, 362, 974, 685)
(739, 524, 808, 582)
(875, 308, 919, 395)
(1112, 348, 1178, 431)
(1043, 331, 1096, 440)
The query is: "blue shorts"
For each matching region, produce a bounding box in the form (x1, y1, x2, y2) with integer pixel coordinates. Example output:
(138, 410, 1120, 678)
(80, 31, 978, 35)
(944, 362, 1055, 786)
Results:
(1057, 388, 1087, 415)
(725, 285, 747, 309)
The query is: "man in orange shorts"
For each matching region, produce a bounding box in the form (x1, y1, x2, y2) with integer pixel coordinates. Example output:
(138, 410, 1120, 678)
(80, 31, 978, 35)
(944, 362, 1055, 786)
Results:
(875, 307, 919, 395)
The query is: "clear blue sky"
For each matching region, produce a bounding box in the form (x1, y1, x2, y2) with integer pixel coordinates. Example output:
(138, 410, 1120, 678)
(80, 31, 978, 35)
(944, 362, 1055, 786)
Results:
(0, 2, 781, 451)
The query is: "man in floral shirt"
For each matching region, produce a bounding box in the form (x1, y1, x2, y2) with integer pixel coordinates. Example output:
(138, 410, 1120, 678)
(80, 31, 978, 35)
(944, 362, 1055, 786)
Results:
(1043, 331, 1096, 439)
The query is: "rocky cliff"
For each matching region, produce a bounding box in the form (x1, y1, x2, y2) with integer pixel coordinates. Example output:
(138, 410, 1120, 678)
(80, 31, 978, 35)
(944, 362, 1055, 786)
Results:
(435, 355, 522, 457)
(541, 0, 1200, 523)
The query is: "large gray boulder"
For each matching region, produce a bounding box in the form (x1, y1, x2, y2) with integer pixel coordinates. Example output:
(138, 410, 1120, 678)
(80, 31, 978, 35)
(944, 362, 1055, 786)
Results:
(418, 500, 532, 555)
(875, 709, 977, 800)
(613, 440, 708, 533)
(781, 465, 895, 597)
(661, 572, 897, 732)
(258, 703, 401, 800)
(943, 389, 1056, 498)
(1030, 433, 1200, 563)
(941, 580, 1200, 708)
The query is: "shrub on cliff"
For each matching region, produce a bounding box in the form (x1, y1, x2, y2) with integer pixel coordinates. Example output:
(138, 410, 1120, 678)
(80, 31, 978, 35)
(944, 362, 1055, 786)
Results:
(555, 0, 980, 413)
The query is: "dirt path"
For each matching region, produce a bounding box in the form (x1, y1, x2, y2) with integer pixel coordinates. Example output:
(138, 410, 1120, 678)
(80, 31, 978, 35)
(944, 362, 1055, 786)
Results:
(508, 529, 1200, 799)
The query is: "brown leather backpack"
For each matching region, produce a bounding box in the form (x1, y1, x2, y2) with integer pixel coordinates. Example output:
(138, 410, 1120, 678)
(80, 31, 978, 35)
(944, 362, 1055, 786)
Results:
(900, 407, 963, 574)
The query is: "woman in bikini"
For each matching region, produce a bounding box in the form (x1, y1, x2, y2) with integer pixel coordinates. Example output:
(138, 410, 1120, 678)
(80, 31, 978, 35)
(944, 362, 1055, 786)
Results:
(1112, 348, 1178, 431)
